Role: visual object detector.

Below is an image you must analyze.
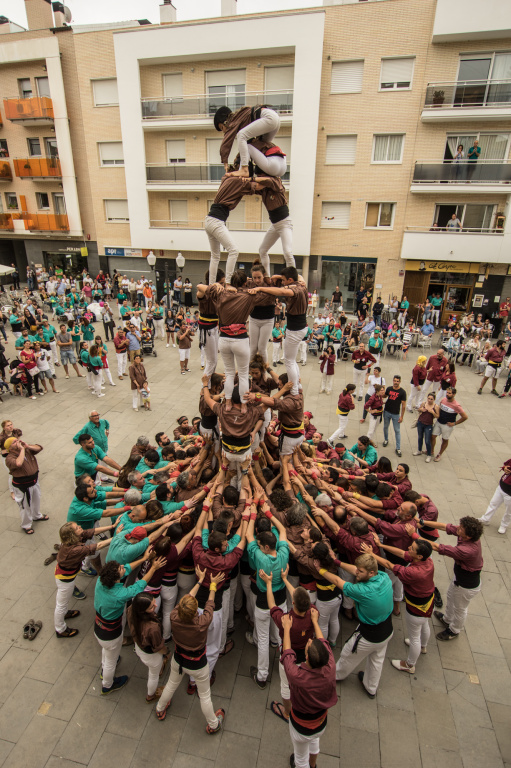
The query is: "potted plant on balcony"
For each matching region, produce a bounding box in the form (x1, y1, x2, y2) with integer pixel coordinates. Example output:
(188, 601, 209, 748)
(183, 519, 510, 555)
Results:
(23, 162, 31, 169)
(432, 89, 445, 106)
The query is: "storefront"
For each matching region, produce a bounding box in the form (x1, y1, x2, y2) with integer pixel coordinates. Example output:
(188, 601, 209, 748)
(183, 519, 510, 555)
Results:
(22, 238, 99, 280)
(319, 256, 377, 313)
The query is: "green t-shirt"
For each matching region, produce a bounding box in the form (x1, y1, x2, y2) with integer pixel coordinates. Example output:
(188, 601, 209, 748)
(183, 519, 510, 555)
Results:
(105, 534, 148, 565)
(74, 445, 106, 477)
(67, 497, 102, 528)
(94, 566, 147, 620)
(342, 571, 393, 625)
(247, 539, 289, 593)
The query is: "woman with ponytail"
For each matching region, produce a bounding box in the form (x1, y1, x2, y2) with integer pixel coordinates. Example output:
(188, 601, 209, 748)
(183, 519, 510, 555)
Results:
(328, 383, 356, 446)
(127, 591, 168, 702)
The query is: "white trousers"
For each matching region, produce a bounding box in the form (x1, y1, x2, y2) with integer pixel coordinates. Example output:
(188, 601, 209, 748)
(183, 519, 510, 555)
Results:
(132, 390, 142, 410)
(336, 629, 393, 695)
(92, 370, 103, 397)
(317, 596, 342, 644)
(116, 353, 127, 377)
(339, 569, 355, 610)
(329, 414, 349, 444)
(154, 318, 165, 340)
(418, 378, 440, 406)
(86, 371, 93, 389)
(205, 215, 238, 285)
(431, 309, 440, 325)
(177, 571, 196, 602)
(408, 384, 422, 410)
(203, 326, 219, 382)
(161, 584, 178, 640)
(49, 340, 58, 364)
(258, 218, 295, 275)
(54, 577, 75, 633)
(220, 586, 231, 652)
(480, 484, 511, 530)
(253, 601, 286, 681)
(249, 317, 274, 363)
(279, 658, 291, 700)
(404, 611, 431, 666)
(248, 143, 287, 177)
(96, 632, 123, 689)
(298, 340, 308, 364)
(157, 656, 218, 728)
(320, 372, 333, 394)
(387, 568, 404, 602)
(366, 414, 381, 441)
(397, 311, 407, 328)
(283, 327, 307, 395)
(289, 722, 325, 768)
(443, 577, 480, 635)
(102, 366, 114, 385)
(13, 481, 42, 530)
(435, 387, 447, 405)
(135, 644, 163, 696)
(280, 434, 304, 457)
(353, 368, 365, 399)
(218, 336, 250, 400)
(237, 107, 280, 168)
(228, 574, 238, 631)
(192, 607, 223, 677)
(240, 574, 255, 622)
(272, 342, 282, 365)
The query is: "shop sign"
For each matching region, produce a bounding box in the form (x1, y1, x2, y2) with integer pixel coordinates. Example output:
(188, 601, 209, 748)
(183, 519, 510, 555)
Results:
(57, 246, 82, 252)
(406, 260, 479, 274)
(105, 247, 125, 256)
(125, 248, 143, 258)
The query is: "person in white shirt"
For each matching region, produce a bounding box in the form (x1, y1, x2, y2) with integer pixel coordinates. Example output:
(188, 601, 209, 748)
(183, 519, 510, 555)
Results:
(121, 275, 129, 291)
(33, 343, 59, 394)
(128, 279, 137, 304)
(316, 313, 326, 328)
(46, 279, 57, 295)
(360, 366, 385, 425)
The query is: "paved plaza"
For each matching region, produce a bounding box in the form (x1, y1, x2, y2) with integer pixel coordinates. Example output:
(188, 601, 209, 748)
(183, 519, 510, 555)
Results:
(0, 328, 510, 768)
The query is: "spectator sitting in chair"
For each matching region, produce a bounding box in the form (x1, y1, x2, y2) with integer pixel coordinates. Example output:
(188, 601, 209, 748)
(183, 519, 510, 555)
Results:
(420, 319, 435, 338)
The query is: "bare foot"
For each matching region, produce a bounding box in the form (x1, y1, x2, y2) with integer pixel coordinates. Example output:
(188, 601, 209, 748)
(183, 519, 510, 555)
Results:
(227, 168, 249, 178)
(240, 402, 247, 414)
(225, 399, 232, 412)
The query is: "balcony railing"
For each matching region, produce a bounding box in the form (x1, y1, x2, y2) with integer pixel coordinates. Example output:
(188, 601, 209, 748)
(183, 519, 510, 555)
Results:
(0, 213, 14, 231)
(0, 162, 13, 182)
(146, 163, 290, 184)
(424, 79, 511, 109)
(141, 90, 293, 120)
(412, 160, 511, 184)
(14, 157, 62, 178)
(13, 212, 69, 231)
(3, 97, 54, 121)
(405, 225, 504, 235)
(149, 219, 270, 231)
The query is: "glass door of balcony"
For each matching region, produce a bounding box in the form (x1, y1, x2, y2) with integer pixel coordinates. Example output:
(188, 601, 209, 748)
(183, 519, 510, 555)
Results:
(455, 57, 491, 106)
(487, 54, 511, 104)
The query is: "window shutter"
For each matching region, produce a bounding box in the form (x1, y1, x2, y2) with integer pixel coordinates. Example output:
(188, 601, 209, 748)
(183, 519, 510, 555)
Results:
(366, 204, 379, 227)
(163, 73, 183, 98)
(321, 202, 350, 229)
(331, 61, 363, 94)
(326, 136, 357, 164)
(99, 142, 124, 165)
(265, 66, 294, 91)
(166, 140, 186, 162)
(380, 58, 414, 87)
(93, 79, 119, 106)
(170, 199, 188, 222)
(105, 199, 129, 221)
(206, 69, 246, 87)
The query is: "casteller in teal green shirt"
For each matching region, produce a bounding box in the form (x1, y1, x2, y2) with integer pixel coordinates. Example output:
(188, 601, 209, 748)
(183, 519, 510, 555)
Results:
(74, 444, 106, 477)
(73, 418, 110, 453)
(342, 570, 393, 625)
(105, 531, 149, 565)
(94, 565, 147, 620)
(247, 539, 289, 593)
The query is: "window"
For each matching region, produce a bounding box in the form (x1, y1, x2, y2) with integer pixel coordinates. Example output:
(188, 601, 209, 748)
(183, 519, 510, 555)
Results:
(45, 138, 58, 158)
(6, 193, 18, 209)
(444, 132, 509, 161)
(169, 199, 188, 225)
(52, 193, 66, 214)
(372, 134, 404, 163)
(264, 66, 294, 92)
(0, 140, 8, 158)
(380, 57, 414, 90)
(330, 61, 363, 94)
(434, 203, 495, 231)
(321, 202, 350, 229)
(326, 135, 357, 165)
(98, 142, 124, 166)
(166, 140, 186, 163)
(206, 69, 245, 113)
(105, 199, 129, 222)
(163, 73, 183, 98)
(28, 138, 42, 156)
(35, 77, 50, 98)
(365, 202, 395, 228)
(36, 192, 50, 210)
(92, 79, 119, 107)
(18, 78, 32, 98)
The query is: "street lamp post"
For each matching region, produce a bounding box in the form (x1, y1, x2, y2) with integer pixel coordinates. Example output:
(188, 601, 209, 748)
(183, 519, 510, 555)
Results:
(164, 260, 170, 310)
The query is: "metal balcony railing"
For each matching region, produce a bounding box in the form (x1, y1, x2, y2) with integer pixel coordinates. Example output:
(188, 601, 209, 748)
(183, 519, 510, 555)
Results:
(0, 162, 13, 182)
(3, 97, 54, 121)
(412, 160, 511, 184)
(0, 213, 14, 231)
(146, 163, 290, 183)
(405, 225, 505, 235)
(13, 212, 69, 231)
(141, 90, 293, 119)
(424, 79, 511, 109)
(14, 157, 62, 178)
(149, 219, 270, 230)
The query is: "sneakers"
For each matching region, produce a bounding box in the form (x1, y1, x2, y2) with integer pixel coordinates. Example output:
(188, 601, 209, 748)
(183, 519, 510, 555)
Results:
(186, 680, 197, 695)
(206, 708, 225, 735)
(498, 525, 507, 534)
(405, 638, 427, 654)
(97, 393, 105, 398)
(477, 388, 482, 394)
(478, 517, 490, 525)
(491, 389, 499, 396)
(166, 344, 169, 348)
(433, 610, 449, 627)
(433, 587, 443, 609)
(101, 675, 128, 695)
(80, 567, 97, 577)
(391, 659, 415, 674)
(357, 670, 375, 699)
(412, 450, 422, 456)
(425, 456, 432, 463)
(382, 441, 389, 447)
(358, 396, 363, 402)
(72, 587, 86, 600)
(436, 628, 458, 642)
(245, 631, 255, 646)
(396, 449, 402, 457)
(250, 665, 267, 689)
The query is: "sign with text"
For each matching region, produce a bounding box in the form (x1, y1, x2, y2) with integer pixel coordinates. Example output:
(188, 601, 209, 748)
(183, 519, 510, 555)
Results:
(406, 260, 480, 274)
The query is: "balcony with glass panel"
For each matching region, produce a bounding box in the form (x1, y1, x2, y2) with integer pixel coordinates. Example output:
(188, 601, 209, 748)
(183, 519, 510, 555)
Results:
(422, 79, 511, 121)
(146, 162, 290, 190)
(411, 160, 511, 193)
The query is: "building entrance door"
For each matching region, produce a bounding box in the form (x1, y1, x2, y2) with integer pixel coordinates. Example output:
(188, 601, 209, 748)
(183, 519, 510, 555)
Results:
(320, 259, 376, 313)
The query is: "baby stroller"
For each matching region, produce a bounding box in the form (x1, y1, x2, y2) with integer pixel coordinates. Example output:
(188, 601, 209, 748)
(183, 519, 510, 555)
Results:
(141, 324, 157, 357)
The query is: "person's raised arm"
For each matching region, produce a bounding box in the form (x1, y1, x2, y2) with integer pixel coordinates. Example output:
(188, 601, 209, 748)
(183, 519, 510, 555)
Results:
(259, 569, 276, 610)
(360, 541, 393, 570)
(281, 613, 293, 653)
(310, 604, 324, 640)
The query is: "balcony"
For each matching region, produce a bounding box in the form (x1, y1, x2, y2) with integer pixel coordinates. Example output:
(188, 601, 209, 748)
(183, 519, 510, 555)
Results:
(141, 90, 293, 130)
(13, 212, 69, 232)
(14, 157, 62, 180)
(401, 227, 509, 265)
(432, 0, 511, 43)
(422, 80, 511, 122)
(146, 162, 290, 191)
(3, 97, 54, 125)
(0, 162, 13, 182)
(411, 160, 511, 194)
(149, 219, 270, 231)
(0, 214, 14, 231)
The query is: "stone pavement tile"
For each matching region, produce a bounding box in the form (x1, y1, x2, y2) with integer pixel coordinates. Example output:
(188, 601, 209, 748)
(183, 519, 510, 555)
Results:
(467, 588, 490, 618)
(87, 732, 138, 768)
(409, 645, 447, 693)
(487, 602, 511, 641)
(3, 710, 66, 768)
(68, 625, 100, 669)
(0, 642, 11, 663)
(500, 638, 511, 669)
(454, 720, 505, 768)
(487, 702, 511, 763)
(0, 646, 39, 705)
(419, 746, 464, 768)
(213, 731, 260, 768)
(45, 758, 85, 768)
(129, 713, 185, 768)
(445, 669, 493, 729)
(319, 697, 340, 758)
(26, 632, 87, 685)
(474, 653, 511, 706)
(0, 677, 51, 742)
(378, 707, 420, 768)
(465, 614, 505, 656)
(258, 706, 291, 759)
(0, 741, 14, 768)
(223, 674, 267, 738)
(485, 539, 511, 565)
(497, 561, 511, 594)
(339, 727, 379, 768)
(482, 572, 511, 605)
(412, 687, 458, 752)
(339, 677, 379, 734)
(177, 694, 230, 761)
(375, 657, 414, 712)
(172, 754, 214, 768)
(437, 628, 476, 674)
(45, 662, 98, 722)
(52, 694, 116, 764)
(105, 674, 152, 741)
(237, 635, 264, 678)
(211, 646, 242, 699)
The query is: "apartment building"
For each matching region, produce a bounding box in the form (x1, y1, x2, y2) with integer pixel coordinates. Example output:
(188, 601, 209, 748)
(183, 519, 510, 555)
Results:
(1, 0, 510, 324)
